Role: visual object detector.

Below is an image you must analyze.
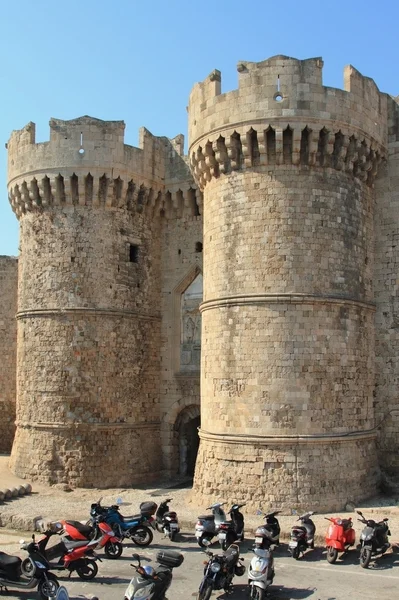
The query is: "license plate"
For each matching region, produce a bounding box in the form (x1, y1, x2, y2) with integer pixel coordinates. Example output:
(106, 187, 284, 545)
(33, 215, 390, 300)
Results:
(170, 523, 178, 529)
(255, 537, 263, 543)
(288, 541, 298, 548)
(219, 532, 227, 539)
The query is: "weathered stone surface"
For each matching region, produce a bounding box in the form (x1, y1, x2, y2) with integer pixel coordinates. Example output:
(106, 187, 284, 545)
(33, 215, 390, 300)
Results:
(0, 55, 398, 510)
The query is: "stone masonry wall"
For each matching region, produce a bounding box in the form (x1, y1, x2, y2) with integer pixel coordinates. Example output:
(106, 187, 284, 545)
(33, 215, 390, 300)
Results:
(0, 256, 17, 452)
(189, 56, 385, 511)
(374, 95, 399, 474)
(160, 215, 202, 474)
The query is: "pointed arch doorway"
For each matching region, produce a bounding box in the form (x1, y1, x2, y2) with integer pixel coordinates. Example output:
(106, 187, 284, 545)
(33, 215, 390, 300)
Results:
(174, 405, 200, 477)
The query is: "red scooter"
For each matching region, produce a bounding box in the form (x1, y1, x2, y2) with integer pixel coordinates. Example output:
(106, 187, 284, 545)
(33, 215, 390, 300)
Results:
(325, 516, 356, 564)
(61, 518, 123, 559)
(21, 527, 101, 580)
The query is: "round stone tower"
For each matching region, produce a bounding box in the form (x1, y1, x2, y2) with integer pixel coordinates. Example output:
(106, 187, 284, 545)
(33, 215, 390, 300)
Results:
(188, 56, 388, 511)
(7, 116, 174, 487)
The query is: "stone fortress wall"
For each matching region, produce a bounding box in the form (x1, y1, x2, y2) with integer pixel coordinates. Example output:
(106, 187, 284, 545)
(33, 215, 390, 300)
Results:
(0, 55, 398, 510)
(0, 256, 17, 452)
(5, 116, 201, 486)
(188, 56, 399, 510)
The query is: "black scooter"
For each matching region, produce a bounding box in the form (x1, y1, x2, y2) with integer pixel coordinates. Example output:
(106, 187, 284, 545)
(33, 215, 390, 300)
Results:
(357, 510, 391, 568)
(0, 537, 59, 599)
(124, 550, 184, 600)
(254, 510, 281, 549)
(217, 503, 245, 550)
(155, 498, 180, 541)
(288, 511, 316, 559)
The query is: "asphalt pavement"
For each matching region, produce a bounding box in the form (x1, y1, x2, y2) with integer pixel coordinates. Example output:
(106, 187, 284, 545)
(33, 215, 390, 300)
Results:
(2, 528, 399, 600)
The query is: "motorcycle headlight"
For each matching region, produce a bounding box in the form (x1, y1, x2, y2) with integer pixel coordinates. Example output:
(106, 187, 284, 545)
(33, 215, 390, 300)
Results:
(211, 562, 221, 573)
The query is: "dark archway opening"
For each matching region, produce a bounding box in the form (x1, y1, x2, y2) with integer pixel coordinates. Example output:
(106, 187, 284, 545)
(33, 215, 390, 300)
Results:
(174, 405, 200, 477)
(179, 415, 200, 476)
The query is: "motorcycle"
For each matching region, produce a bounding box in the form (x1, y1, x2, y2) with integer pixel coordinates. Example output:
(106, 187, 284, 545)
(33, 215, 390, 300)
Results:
(254, 510, 281, 550)
(325, 516, 356, 563)
(248, 547, 275, 600)
(21, 526, 101, 580)
(154, 498, 180, 541)
(198, 544, 245, 600)
(357, 510, 391, 568)
(124, 549, 184, 600)
(288, 511, 316, 559)
(195, 502, 227, 547)
(0, 537, 59, 599)
(90, 498, 157, 547)
(217, 503, 246, 550)
(62, 517, 123, 558)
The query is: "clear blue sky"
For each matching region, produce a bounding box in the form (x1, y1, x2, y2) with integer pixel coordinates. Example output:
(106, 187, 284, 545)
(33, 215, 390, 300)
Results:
(1, 0, 398, 256)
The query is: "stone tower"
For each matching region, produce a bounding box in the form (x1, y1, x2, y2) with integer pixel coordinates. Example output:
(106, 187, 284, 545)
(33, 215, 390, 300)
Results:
(188, 56, 393, 511)
(7, 116, 197, 487)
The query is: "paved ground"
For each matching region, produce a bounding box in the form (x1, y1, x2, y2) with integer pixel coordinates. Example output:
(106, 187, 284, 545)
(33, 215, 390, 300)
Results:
(2, 530, 399, 600)
(2, 455, 399, 599)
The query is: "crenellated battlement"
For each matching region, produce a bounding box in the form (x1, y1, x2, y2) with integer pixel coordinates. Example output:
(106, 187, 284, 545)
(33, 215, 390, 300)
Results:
(7, 116, 200, 219)
(188, 55, 390, 189)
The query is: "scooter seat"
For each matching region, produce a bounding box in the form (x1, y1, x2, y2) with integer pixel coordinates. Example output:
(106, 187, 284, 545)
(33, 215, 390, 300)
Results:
(0, 551, 22, 568)
(121, 513, 142, 522)
(198, 514, 214, 521)
(64, 520, 93, 537)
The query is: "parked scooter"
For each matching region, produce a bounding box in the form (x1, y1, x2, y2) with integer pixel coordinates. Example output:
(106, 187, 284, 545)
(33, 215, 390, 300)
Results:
(0, 537, 59, 599)
(124, 550, 184, 600)
(288, 511, 316, 559)
(254, 510, 281, 550)
(217, 503, 246, 550)
(90, 498, 156, 547)
(155, 498, 180, 541)
(357, 510, 391, 568)
(21, 527, 101, 580)
(198, 544, 245, 600)
(248, 547, 274, 599)
(62, 517, 123, 558)
(195, 502, 227, 547)
(325, 516, 356, 563)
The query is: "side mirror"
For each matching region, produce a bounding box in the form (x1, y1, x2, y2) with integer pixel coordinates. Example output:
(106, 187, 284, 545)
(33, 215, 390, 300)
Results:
(356, 510, 363, 516)
(132, 553, 140, 562)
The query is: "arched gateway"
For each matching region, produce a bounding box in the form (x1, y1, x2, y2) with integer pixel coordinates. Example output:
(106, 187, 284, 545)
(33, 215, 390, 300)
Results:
(173, 405, 200, 476)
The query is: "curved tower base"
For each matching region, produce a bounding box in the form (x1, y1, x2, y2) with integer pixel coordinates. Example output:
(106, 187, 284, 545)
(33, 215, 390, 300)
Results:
(194, 431, 378, 512)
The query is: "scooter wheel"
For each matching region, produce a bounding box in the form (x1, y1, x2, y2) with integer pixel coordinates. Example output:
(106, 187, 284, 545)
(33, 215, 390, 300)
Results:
(360, 546, 372, 569)
(198, 534, 212, 548)
(326, 546, 338, 564)
(21, 557, 34, 576)
(198, 581, 213, 600)
(221, 532, 237, 551)
(131, 526, 153, 547)
(292, 546, 300, 560)
(77, 559, 98, 580)
(104, 540, 123, 559)
(250, 585, 265, 600)
(38, 573, 59, 600)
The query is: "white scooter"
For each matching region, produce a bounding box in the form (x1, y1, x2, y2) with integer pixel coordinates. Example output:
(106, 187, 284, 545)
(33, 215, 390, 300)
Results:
(248, 547, 275, 600)
(195, 502, 227, 547)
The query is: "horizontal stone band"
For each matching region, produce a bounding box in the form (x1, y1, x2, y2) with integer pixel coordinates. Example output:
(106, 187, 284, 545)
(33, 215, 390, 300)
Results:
(199, 428, 377, 445)
(200, 293, 375, 313)
(16, 421, 161, 431)
(16, 307, 161, 321)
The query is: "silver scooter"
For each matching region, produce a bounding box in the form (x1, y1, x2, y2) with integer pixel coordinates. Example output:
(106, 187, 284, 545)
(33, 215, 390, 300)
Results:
(195, 502, 227, 547)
